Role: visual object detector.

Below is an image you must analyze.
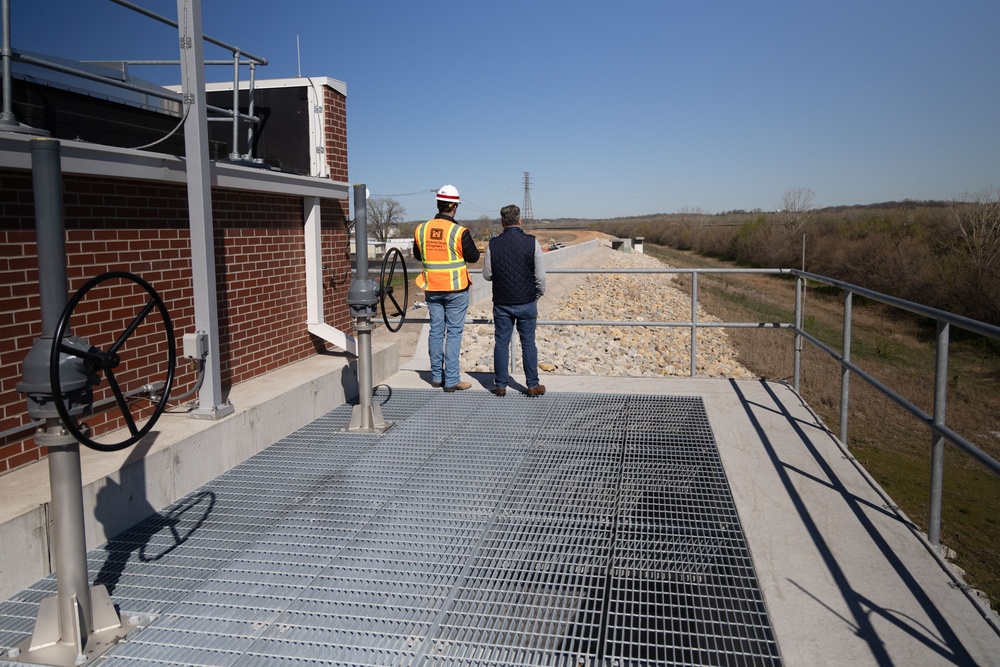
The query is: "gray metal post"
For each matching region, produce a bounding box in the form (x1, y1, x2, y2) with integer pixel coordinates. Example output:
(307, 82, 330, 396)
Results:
(0, 0, 14, 124)
(0, 0, 45, 134)
(229, 50, 240, 161)
(346, 184, 389, 432)
(179, 0, 232, 420)
(30, 138, 93, 640)
(793, 277, 803, 392)
(31, 141, 69, 338)
(689, 271, 698, 377)
(928, 320, 949, 548)
(839, 290, 852, 446)
(509, 336, 517, 375)
(246, 62, 256, 161)
(16, 139, 130, 666)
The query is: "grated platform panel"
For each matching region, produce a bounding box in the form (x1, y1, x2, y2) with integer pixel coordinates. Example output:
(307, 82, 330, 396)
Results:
(0, 389, 781, 666)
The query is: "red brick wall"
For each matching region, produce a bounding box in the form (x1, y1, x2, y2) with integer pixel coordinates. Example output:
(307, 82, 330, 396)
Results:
(323, 87, 348, 183)
(0, 168, 352, 473)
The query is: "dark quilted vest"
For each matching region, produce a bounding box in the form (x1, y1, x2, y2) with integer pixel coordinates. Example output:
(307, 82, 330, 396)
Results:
(489, 228, 537, 305)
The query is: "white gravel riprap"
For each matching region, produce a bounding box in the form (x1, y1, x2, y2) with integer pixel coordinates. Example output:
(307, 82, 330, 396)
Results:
(460, 244, 756, 379)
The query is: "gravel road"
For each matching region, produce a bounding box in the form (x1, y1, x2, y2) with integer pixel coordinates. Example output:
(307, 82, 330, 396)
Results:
(377, 242, 754, 381)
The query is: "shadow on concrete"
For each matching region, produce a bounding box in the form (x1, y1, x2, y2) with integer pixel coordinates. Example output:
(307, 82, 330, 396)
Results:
(93, 435, 215, 596)
(732, 379, 976, 665)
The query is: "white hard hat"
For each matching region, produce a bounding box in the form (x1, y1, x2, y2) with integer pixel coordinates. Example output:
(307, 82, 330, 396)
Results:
(436, 184, 461, 204)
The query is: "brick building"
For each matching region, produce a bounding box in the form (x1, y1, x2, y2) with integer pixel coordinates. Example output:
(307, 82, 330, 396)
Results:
(1, 67, 357, 473)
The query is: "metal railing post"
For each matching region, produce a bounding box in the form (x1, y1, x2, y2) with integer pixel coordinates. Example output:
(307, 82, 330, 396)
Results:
(1, 0, 46, 135)
(839, 290, 852, 446)
(0, 0, 14, 124)
(793, 276, 803, 392)
(928, 320, 949, 548)
(245, 62, 257, 160)
(689, 271, 698, 377)
(179, 0, 233, 420)
(509, 336, 517, 375)
(229, 50, 241, 161)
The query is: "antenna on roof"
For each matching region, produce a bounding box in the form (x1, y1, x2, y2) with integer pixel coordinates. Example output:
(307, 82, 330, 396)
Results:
(296, 35, 302, 77)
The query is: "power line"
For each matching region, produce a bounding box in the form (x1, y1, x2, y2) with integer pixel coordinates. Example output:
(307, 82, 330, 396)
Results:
(370, 188, 437, 198)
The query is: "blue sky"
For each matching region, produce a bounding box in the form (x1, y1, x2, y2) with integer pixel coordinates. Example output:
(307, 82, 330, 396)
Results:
(11, 1, 1000, 220)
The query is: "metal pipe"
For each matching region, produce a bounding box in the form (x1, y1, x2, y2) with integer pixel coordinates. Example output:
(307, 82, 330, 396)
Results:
(110, 0, 268, 65)
(355, 184, 373, 408)
(543, 267, 792, 275)
(793, 277, 803, 392)
(15, 52, 258, 123)
(839, 290, 852, 446)
(229, 51, 240, 160)
(390, 318, 793, 329)
(30, 138, 95, 644)
(508, 335, 516, 375)
(796, 269, 1000, 340)
(928, 320, 949, 547)
(109, 59, 258, 66)
(245, 62, 256, 160)
(1, 0, 14, 123)
(47, 434, 93, 642)
(689, 272, 698, 377)
(345, 184, 386, 432)
(16, 52, 184, 104)
(30, 139, 69, 337)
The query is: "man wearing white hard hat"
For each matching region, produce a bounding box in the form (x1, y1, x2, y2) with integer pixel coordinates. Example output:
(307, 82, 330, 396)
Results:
(413, 185, 481, 391)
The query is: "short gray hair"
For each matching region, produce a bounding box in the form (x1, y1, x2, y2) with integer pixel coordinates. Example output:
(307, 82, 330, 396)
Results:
(500, 204, 520, 227)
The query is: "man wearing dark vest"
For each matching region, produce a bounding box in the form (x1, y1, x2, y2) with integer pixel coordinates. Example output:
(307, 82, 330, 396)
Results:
(483, 204, 546, 396)
(413, 185, 480, 391)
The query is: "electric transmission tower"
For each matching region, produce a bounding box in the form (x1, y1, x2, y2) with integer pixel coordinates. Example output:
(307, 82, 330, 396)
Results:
(522, 171, 535, 225)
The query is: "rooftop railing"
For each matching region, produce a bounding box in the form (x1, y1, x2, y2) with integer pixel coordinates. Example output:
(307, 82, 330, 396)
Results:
(393, 262, 1000, 630)
(1, 0, 267, 159)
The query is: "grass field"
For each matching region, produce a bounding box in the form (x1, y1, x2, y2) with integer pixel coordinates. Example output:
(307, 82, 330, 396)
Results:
(645, 243, 1000, 612)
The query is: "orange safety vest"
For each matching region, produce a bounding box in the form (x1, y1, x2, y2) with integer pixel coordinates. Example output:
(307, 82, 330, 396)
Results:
(414, 217, 471, 291)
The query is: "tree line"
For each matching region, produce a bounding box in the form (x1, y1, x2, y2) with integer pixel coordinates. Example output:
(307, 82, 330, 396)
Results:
(589, 189, 1000, 327)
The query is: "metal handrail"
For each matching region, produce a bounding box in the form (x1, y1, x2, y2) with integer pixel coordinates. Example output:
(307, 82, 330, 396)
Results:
(788, 270, 1000, 551)
(1, 0, 266, 159)
(391, 265, 1000, 554)
(109, 0, 267, 66)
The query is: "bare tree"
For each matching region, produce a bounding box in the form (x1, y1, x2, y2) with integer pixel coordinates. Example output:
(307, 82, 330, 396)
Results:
(473, 215, 494, 242)
(780, 188, 815, 232)
(366, 197, 406, 242)
(950, 187, 1000, 274)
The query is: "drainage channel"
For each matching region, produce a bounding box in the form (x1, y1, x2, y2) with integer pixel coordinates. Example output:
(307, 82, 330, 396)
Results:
(0, 389, 781, 666)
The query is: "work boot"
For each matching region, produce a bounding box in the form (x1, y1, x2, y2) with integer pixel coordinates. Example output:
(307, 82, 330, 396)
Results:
(443, 381, 472, 392)
(490, 387, 506, 397)
(430, 381, 443, 388)
(526, 385, 546, 397)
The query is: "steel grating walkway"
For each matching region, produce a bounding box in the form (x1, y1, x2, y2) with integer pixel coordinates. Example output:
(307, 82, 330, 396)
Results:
(0, 388, 782, 666)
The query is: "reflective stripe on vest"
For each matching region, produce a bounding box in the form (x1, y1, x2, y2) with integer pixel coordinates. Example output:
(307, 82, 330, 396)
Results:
(415, 218, 470, 291)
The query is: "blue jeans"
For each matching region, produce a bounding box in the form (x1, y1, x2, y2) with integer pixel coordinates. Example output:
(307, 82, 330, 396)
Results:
(492, 301, 539, 389)
(426, 290, 469, 387)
